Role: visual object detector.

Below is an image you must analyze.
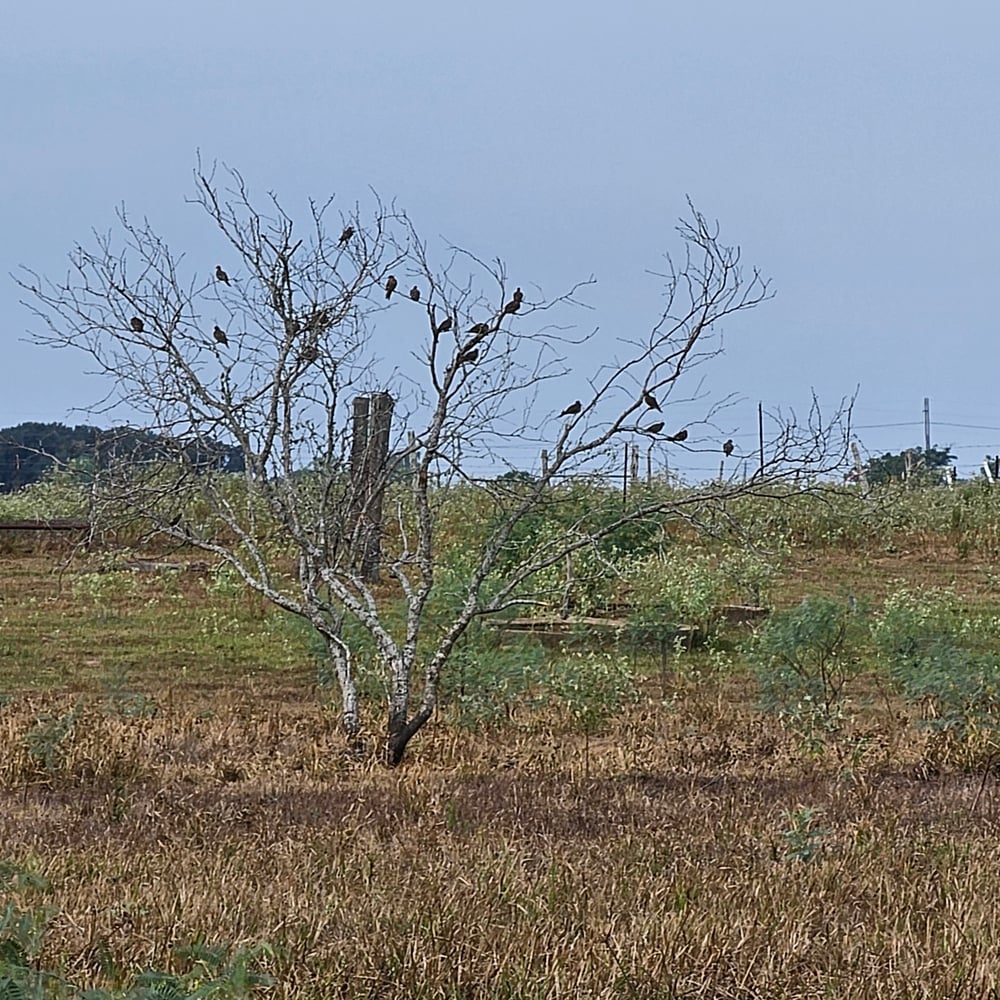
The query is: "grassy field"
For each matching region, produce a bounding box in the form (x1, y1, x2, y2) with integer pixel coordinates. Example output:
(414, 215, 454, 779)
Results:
(4, 514, 1000, 998)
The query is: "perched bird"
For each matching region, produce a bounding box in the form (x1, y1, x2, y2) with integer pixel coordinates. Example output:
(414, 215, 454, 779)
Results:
(512, 287, 524, 304)
(409, 285, 421, 302)
(502, 297, 521, 315)
(457, 347, 479, 365)
(303, 307, 331, 333)
(129, 316, 144, 333)
(667, 429, 688, 442)
(339, 225, 354, 244)
(468, 321, 491, 336)
(644, 421, 665, 435)
(723, 438, 735, 457)
(213, 325, 229, 346)
(559, 400, 582, 417)
(215, 265, 230, 285)
(643, 390, 660, 411)
(385, 275, 398, 299)
(435, 315, 453, 334)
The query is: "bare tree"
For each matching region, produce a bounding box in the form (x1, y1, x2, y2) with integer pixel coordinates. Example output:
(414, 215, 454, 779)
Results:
(18, 165, 851, 765)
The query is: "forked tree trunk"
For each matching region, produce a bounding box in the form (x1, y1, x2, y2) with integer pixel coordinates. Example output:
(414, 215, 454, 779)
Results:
(385, 711, 428, 767)
(327, 636, 360, 738)
(385, 653, 412, 766)
(384, 651, 432, 766)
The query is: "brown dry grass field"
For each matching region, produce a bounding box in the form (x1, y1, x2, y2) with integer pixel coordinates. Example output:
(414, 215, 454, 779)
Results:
(4, 530, 1000, 998)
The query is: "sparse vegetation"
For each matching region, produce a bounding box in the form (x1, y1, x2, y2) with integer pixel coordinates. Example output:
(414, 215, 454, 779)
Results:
(20, 170, 854, 765)
(4, 481, 1000, 995)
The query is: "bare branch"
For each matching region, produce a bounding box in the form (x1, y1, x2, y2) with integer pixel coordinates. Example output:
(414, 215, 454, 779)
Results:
(19, 167, 850, 765)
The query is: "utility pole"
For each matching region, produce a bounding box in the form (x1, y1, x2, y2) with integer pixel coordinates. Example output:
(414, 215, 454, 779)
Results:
(758, 402, 765, 477)
(924, 397, 931, 453)
(622, 442, 630, 507)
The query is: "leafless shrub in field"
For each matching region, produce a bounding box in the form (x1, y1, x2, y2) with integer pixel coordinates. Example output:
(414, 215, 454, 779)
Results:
(20, 165, 852, 763)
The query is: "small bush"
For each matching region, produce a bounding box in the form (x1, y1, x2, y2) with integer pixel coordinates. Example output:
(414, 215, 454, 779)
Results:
(748, 596, 867, 754)
(444, 631, 546, 730)
(546, 650, 639, 736)
(873, 585, 1000, 766)
(24, 706, 81, 775)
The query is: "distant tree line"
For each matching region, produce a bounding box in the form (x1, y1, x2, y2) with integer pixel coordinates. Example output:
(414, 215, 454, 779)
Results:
(862, 445, 955, 486)
(0, 422, 244, 493)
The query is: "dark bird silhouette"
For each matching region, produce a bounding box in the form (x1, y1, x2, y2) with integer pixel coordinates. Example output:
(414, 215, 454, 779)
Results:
(303, 307, 331, 333)
(723, 438, 735, 457)
(435, 315, 453, 334)
(643, 390, 660, 411)
(385, 275, 398, 299)
(409, 285, 421, 302)
(468, 322, 491, 336)
(339, 226, 354, 244)
(213, 325, 229, 346)
(457, 347, 479, 365)
(559, 400, 582, 417)
(512, 287, 524, 304)
(667, 429, 688, 442)
(129, 316, 144, 333)
(502, 297, 521, 315)
(215, 265, 230, 285)
(644, 421, 665, 435)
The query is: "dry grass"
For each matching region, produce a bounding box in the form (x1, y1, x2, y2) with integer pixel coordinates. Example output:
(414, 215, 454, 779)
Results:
(3, 689, 1000, 998)
(773, 541, 1000, 609)
(4, 542, 1000, 997)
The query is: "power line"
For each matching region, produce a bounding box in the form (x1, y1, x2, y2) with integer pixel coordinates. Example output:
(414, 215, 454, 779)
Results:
(937, 422, 1000, 432)
(853, 421, 922, 429)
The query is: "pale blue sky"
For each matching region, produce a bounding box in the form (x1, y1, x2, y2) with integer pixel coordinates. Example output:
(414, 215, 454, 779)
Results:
(4, 1, 998, 479)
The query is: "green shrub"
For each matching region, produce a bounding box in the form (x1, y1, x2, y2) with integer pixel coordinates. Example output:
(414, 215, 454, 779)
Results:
(546, 650, 639, 736)
(0, 860, 59, 998)
(444, 631, 546, 730)
(870, 585, 961, 663)
(748, 596, 867, 755)
(24, 706, 80, 775)
(872, 585, 1000, 766)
